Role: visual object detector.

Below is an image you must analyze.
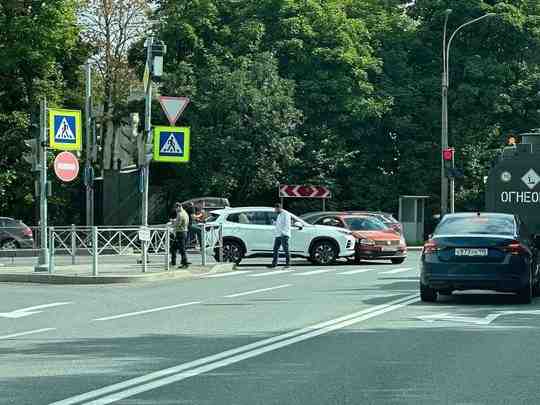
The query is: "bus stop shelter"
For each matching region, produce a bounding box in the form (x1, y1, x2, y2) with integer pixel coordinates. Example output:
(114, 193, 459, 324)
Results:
(398, 195, 429, 245)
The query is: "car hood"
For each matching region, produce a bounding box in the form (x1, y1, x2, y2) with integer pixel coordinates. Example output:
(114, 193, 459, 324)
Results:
(351, 230, 400, 240)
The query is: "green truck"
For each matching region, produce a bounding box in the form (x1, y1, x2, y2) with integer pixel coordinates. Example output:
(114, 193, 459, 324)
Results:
(486, 132, 540, 234)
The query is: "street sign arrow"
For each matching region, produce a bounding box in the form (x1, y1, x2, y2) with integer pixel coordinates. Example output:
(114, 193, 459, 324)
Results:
(418, 310, 540, 326)
(158, 96, 190, 126)
(0, 302, 73, 319)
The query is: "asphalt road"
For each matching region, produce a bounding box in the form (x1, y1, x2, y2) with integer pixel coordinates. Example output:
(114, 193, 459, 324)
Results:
(2, 251, 540, 404)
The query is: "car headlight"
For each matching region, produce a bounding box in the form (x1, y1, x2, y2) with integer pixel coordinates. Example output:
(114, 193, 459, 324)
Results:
(359, 238, 375, 246)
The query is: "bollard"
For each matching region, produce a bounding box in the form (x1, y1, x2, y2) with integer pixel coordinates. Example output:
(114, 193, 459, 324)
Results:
(71, 223, 76, 265)
(142, 239, 148, 273)
(48, 227, 55, 274)
(165, 227, 170, 271)
(92, 226, 98, 276)
(201, 224, 206, 266)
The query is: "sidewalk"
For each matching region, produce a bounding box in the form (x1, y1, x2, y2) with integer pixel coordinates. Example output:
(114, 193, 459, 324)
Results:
(0, 255, 235, 284)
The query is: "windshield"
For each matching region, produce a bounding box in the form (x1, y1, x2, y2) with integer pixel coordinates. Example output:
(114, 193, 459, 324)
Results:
(344, 217, 388, 231)
(435, 216, 516, 236)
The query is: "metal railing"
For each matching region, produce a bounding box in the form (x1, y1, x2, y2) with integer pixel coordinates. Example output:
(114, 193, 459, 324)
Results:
(2, 223, 223, 273)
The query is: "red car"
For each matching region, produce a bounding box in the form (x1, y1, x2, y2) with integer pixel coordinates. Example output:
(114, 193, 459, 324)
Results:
(303, 213, 407, 264)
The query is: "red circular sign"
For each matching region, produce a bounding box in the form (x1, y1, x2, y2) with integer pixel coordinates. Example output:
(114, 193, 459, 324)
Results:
(54, 151, 79, 182)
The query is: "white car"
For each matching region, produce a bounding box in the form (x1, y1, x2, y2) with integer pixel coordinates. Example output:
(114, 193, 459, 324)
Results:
(207, 207, 356, 265)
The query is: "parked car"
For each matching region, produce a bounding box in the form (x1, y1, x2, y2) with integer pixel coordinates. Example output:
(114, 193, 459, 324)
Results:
(207, 207, 356, 265)
(181, 197, 230, 216)
(302, 212, 406, 264)
(301, 211, 402, 234)
(420, 212, 540, 303)
(0, 217, 34, 249)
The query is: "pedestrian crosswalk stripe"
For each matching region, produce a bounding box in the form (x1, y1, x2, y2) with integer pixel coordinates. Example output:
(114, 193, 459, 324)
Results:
(55, 117, 75, 140)
(203, 271, 252, 278)
(160, 133, 183, 154)
(249, 270, 294, 277)
(293, 269, 334, 276)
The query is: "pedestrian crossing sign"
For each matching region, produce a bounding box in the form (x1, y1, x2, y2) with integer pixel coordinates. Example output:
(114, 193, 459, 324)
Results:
(153, 126, 190, 163)
(49, 108, 82, 151)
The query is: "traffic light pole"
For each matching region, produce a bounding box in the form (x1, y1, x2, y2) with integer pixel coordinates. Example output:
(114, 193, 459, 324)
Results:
(36, 98, 49, 272)
(85, 63, 94, 226)
(141, 37, 153, 272)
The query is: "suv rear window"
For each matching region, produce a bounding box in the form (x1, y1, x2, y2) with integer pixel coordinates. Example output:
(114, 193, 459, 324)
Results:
(435, 216, 516, 236)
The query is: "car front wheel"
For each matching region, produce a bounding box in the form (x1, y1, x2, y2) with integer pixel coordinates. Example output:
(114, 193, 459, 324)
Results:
(310, 240, 338, 265)
(218, 240, 244, 264)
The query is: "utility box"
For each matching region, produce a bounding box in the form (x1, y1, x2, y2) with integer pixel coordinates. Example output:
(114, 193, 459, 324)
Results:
(486, 132, 540, 234)
(399, 196, 429, 245)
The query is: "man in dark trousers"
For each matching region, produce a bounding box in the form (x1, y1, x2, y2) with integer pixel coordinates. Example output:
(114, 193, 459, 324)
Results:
(170, 202, 190, 268)
(267, 203, 291, 268)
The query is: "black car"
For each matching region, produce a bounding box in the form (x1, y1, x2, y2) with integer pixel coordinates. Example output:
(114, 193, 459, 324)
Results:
(0, 217, 34, 249)
(420, 212, 540, 303)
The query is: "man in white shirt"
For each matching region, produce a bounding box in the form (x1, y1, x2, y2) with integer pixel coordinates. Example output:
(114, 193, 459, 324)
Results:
(268, 203, 291, 268)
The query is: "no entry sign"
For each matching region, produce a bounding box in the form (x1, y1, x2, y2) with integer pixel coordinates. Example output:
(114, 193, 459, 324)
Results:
(54, 151, 79, 182)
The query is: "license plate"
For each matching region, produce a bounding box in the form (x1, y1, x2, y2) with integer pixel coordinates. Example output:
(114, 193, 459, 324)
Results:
(382, 246, 397, 252)
(455, 248, 488, 257)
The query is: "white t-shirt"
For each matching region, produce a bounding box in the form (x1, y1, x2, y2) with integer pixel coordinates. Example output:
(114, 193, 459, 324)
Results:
(274, 211, 291, 238)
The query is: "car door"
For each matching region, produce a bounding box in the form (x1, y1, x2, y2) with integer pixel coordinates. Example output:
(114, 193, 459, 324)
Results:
(268, 212, 312, 254)
(226, 210, 274, 253)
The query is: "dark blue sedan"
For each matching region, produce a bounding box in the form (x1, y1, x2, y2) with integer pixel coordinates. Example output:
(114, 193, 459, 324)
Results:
(420, 213, 540, 303)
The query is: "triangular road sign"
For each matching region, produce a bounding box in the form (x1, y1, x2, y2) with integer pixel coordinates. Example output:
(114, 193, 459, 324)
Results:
(158, 96, 190, 126)
(55, 117, 76, 140)
(160, 133, 183, 155)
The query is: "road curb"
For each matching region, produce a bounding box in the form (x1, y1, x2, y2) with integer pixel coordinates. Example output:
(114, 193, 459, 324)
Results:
(0, 263, 236, 285)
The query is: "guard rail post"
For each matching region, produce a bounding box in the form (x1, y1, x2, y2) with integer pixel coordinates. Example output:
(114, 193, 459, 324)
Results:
(201, 223, 207, 266)
(48, 227, 55, 274)
(219, 224, 224, 262)
(70, 223, 76, 264)
(165, 227, 170, 271)
(92, 226, 98, 276)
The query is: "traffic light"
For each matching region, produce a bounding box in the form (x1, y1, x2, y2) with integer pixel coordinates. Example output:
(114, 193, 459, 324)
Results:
(23, 139, 40, 172)
(150, 40, 167, 80)
(443, 147, 454, 177)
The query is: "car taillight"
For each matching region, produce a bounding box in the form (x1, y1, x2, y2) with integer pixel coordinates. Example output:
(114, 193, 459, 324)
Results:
(23, 227, 33, 237)
(501, 241, 526, 255)
(423, 239, 440, 254)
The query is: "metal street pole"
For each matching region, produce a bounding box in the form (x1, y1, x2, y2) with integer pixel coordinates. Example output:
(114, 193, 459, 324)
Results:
(85, 63, 94, 226)
(35, 98, 49, 272)
(442, 11, 494, 215)
(141, 37, 154, 272)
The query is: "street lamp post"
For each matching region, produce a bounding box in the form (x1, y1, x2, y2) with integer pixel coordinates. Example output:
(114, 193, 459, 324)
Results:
(441, 11, 494, 215)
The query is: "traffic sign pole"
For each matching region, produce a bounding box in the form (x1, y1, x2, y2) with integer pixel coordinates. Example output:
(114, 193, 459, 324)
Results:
(36, 98, 49, 272)
(85, 63, 94, 226)
(141, 37, 154, 273)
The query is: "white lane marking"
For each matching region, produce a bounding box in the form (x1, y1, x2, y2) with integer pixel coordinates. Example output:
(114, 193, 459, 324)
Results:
(248, 270, 294, 277)
(51, 294, 418, 405)
(379, 267, 413, 275)
(0, 302, 73, 319)
(338, 268, 375, 275)
(93, 301, 201, 321)
(418, 310, 540, 325)
(203, 271, 252, 278)
(293, 269, 334, 276)
(0, 328, 56, 340)
(224, 284, 291, 298)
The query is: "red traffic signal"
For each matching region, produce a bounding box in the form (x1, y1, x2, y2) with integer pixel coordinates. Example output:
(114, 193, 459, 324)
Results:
(442, 148, 454, 161)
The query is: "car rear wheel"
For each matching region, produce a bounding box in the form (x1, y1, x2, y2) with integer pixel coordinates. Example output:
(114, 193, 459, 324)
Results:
(310, 240, 338, 265)
(216, 240, 244, 264)
(517, 271, 532, 304)
(391, 258, 405, 264)
(0, 238, 19, 250)
(420, 283, 437, 302)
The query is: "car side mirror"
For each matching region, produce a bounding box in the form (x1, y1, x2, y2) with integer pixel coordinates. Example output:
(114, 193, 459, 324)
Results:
(294, 221, 303, 229)
(533, 234, 540, 249)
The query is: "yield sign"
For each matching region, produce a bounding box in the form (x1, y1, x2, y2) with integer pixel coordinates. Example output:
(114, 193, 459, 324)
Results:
(158, 96, 190, 126)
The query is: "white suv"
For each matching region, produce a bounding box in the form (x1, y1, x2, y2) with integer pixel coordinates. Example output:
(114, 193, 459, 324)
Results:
(207, 207, 356, 265)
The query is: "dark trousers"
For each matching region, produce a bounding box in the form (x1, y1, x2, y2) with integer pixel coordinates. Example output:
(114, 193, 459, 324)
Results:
(171, 231, 188, 266)
(272, 235, 290, 266)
